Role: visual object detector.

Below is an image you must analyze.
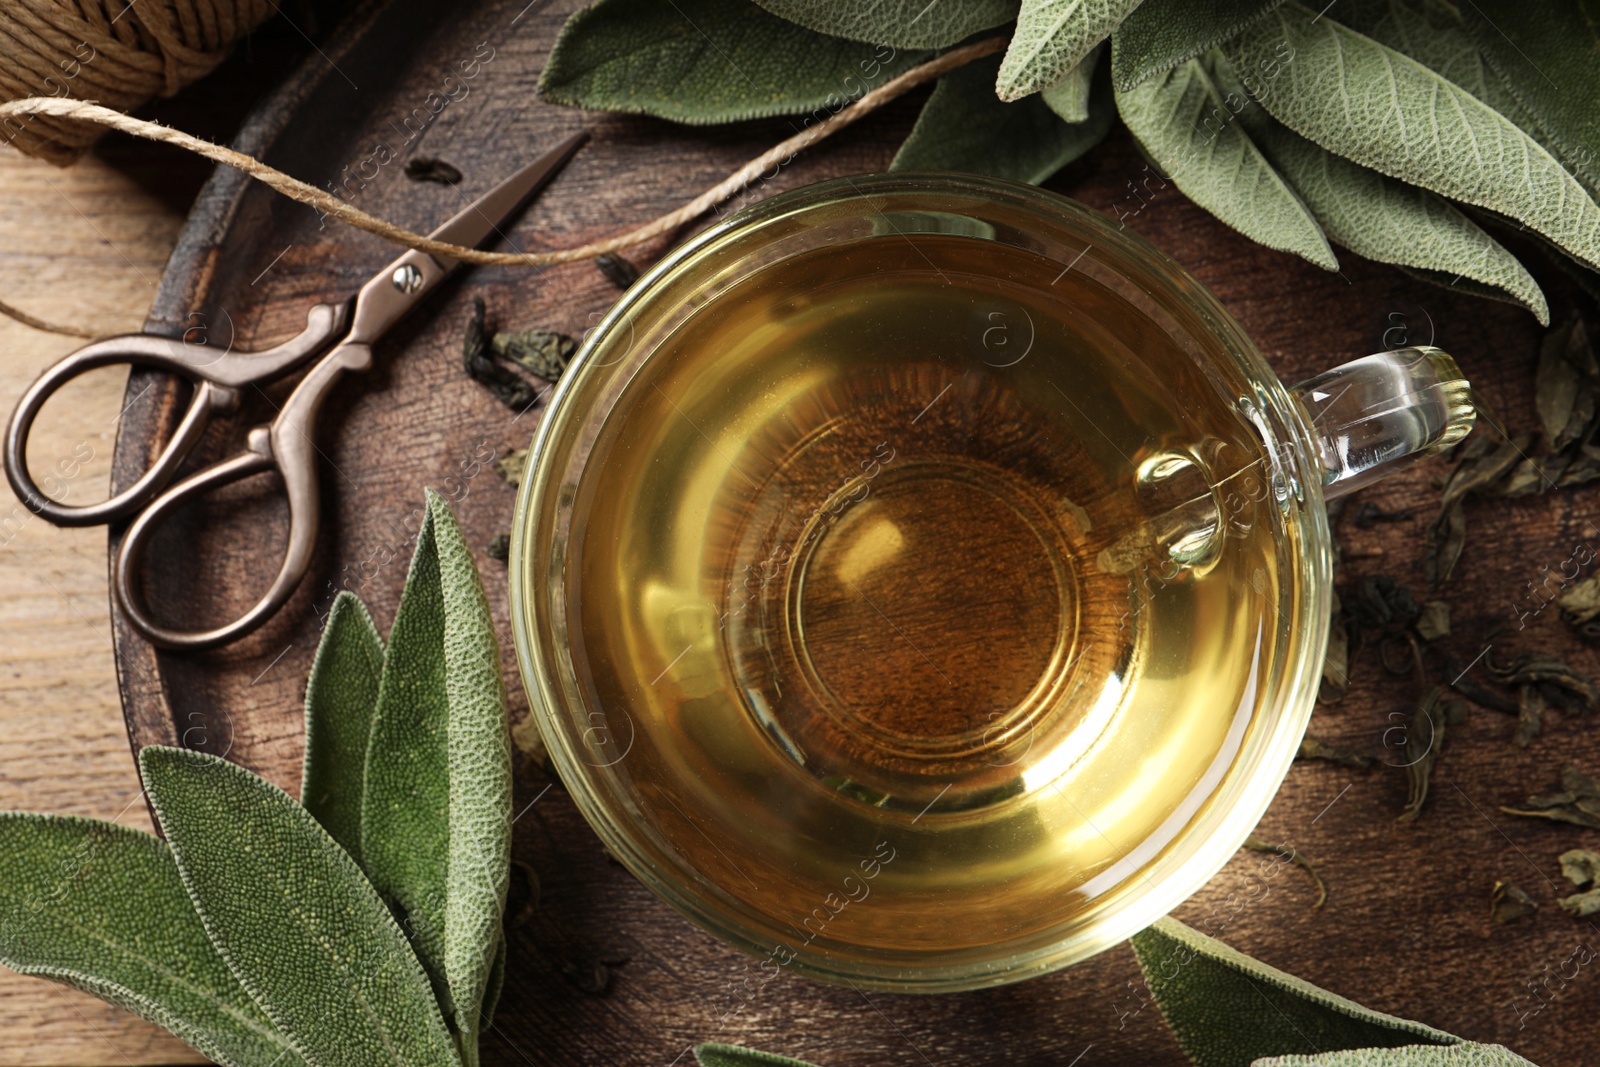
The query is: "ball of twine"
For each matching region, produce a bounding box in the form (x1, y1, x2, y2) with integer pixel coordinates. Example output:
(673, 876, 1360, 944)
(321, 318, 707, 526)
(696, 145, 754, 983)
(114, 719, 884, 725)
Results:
(0, 0, 277, 164)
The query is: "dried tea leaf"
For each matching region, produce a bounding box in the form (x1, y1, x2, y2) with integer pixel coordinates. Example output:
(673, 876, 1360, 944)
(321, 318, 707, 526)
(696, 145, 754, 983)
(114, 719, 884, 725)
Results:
(1243, 835, 1328, 907)
(495, 448, 527, 487)
(492, 328, 574, 382)
(1559, 848, 1600, 889)
(1320, 587, 1349, 702)
(1502, 767, 1600, 830)
(405, 158, 463, 185)
(1414, 600, 1450, 642)
(1513, 686, 1546, 749)
(595, 252, 640, 290)
(463, 299, 541, 412)
(487, 534, 511, 562)
(1490, 881, 1537, 924)
(1398, 689, 1457, 823)
(1298, 735, 1373, 769)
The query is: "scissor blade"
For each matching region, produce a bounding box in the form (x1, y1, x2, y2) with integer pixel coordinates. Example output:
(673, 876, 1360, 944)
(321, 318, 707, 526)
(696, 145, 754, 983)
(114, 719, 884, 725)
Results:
(342, 133, 588, 345)
(428, 131, 589, 255)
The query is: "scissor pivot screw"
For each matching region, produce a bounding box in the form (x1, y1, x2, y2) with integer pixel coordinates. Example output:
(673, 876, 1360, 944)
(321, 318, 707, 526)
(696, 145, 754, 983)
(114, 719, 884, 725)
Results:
(391, 264, 425, 294)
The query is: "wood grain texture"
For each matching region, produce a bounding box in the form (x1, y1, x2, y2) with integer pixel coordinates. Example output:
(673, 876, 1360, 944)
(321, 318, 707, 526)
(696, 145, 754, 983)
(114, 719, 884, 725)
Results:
(0, 0, 1592, 1064)
(0, 143, 208, 1063)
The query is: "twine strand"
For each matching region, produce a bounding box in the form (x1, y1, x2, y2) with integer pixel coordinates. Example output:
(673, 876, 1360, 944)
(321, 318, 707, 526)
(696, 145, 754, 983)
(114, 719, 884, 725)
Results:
(0, 36, 1005, 338)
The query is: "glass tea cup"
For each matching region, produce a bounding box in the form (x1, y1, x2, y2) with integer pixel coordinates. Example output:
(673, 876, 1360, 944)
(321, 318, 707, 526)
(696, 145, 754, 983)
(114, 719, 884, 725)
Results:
(508, 174, 1474, 992)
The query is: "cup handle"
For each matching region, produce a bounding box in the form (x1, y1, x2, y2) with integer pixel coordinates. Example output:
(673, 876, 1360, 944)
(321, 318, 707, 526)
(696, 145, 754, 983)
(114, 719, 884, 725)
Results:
(1289, 346, 1476, 501)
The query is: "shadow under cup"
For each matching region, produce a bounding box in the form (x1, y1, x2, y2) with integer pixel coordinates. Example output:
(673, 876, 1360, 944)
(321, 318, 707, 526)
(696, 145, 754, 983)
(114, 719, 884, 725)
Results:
(509, 174, 1335, 992)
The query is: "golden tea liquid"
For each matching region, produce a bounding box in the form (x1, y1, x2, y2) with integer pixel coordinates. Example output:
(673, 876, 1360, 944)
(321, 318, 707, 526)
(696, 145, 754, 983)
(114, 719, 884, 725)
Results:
(563, 234, 1298, 972)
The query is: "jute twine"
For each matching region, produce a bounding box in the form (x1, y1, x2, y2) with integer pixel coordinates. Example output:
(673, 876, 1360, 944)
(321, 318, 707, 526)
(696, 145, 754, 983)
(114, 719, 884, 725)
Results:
(0, 0, 278, 164)
(0, 37, 1006, 336)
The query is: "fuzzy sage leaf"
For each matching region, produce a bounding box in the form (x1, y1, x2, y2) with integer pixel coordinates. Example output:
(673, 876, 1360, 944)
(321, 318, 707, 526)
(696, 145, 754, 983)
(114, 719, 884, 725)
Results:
(1110, 0, 1285, 91)
(360, 489, 511, 1065)
(1228, 2, 1600, 271)
(1258, 1046, 1538, 1066)
(301, 590, 385, 864)
(997, 0, 1143, 101)
(751, 0, 1016, 49)
(539, 0, 930, 123)
(141, 745, 460, 1067)
(1116, 54, 1337, 269)
(696, 1045, 823, 1067)
(1208, 50, 1548, 322)
(893, 51, 1115, 183)
(1041, 42, 1102, 123)
(0, 813, 304, 1067)
(1131, 916, 1456, 1066)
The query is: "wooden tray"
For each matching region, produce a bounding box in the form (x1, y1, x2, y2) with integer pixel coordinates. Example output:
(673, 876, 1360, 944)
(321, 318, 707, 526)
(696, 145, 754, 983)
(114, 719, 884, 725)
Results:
(111, 1, 1600, 1061)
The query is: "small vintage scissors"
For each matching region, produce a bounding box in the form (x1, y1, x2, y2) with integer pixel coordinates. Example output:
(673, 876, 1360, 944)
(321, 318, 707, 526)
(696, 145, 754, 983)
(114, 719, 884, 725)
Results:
(4, 132, 586, 652)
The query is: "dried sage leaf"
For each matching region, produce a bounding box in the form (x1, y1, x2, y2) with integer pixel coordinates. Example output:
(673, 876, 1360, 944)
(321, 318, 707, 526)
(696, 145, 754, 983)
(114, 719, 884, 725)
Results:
(1490, 881, 1537, 924)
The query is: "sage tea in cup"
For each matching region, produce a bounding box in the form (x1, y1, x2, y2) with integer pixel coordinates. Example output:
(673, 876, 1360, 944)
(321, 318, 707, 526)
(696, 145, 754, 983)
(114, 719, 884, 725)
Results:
(510, 175, 1473, 990)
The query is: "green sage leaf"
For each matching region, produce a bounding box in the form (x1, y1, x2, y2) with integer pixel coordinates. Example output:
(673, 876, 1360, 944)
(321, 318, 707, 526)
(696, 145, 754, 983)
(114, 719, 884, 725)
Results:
(695, 1045, 823, 1067)
(1111, 0, 1285, 91)
(893, 51, 1115, 183)
(751, 0, 1016, 49)
(539, 0, 930, 124)
(0, 813, 304, 1067)
(1228, 2, 1600, 271)
(140, 746, 460, 1067)
(997, 0, 1143, 101)
(1131, 916, 1455, 1067)
(1041, 41, 1102, 122)
(360, 489, 511, 1063)
(1116, 55, 1337, 269)
(481, 934, 506, 1028)
(301, 590, 385, 864)
(1460, 0, 1600, 198)
(1258, 1044, 1538, 1066)
(1209, 50, 1548, 322)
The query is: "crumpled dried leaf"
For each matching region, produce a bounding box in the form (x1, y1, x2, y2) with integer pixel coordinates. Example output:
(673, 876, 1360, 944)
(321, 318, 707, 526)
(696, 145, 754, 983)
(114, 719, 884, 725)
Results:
(1414, 600, 1450, 642)
(1298, 735, 1373, 769)
(1399, 689, 1467, 823)
(1484, 651, 1599, 747)
(1559, 847, 1600, 918)
(1558, 574, 1600, 641)
(1490, 880, 1537, 924)
(1501, 766, 1600, 830)
(462, 299, 541, 412)
(493, 328, 574, 381)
